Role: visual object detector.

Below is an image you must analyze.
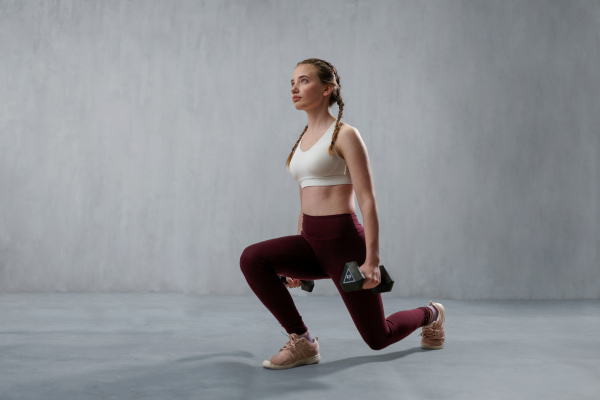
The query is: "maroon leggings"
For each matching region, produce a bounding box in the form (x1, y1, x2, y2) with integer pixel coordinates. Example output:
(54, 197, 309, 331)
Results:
(240, 212, 428, 350)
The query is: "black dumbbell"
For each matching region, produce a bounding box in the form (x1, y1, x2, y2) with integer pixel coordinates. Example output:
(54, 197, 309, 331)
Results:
(340, 262, 394, 293)
(279, 275, 315, 292)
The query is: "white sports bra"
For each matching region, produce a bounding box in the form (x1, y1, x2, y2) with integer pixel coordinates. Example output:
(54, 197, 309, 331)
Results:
(288, 120, 352, 188)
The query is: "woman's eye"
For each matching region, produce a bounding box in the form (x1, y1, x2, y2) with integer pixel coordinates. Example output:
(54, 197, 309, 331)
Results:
(291, 79, 308, 86)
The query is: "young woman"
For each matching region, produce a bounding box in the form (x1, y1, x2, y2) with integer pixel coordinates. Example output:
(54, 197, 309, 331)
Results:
(240, 58, 445, 370)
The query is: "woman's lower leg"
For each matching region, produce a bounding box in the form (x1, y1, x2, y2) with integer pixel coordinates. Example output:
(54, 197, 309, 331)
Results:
(240, 251, 308, 334)
(338, 286, 429, 350)
(239, 235, 328, 335)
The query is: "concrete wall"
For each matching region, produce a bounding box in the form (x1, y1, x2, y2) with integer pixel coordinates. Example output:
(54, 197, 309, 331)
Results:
(1, 0, 598, 299)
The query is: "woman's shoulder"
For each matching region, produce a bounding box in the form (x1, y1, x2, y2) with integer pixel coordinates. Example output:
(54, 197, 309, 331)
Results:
(334, 121, 365, 158)
(337, 121, 362, 141)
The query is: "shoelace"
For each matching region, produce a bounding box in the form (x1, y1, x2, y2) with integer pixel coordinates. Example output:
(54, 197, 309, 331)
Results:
(279, 331, 300, 352)
(420, 327, 444, 339)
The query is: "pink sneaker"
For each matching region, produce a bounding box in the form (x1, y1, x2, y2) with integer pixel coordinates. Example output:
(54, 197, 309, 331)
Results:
(420, 301, 445, 349)
(262, 333, 321, 370)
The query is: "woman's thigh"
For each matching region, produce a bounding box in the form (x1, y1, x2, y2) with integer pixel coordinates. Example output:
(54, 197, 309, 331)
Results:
(240, 234, 330, 281)
(308, 231, 367, 282)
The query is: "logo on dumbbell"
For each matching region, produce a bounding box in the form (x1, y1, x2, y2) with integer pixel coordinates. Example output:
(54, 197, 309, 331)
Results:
(343, 269, 356, 284)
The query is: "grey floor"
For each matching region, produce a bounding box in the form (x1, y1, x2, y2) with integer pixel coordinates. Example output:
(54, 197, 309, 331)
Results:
(0, 294, 598, 400)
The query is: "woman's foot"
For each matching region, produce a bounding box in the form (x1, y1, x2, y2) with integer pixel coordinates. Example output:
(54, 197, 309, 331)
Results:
(262, 333, 321, 370)
(420, 301, 445, 349)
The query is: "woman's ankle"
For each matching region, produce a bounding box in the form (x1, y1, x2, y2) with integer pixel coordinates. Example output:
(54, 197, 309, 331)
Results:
(298, 331, 314, 343)
(427, 304, 438, 324)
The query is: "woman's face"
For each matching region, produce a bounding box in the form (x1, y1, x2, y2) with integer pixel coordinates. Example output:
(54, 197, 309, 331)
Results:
(290, 64, 331, 111)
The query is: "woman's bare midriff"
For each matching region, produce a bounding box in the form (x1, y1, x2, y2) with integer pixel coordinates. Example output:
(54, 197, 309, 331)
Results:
(301, 184, 356, 216)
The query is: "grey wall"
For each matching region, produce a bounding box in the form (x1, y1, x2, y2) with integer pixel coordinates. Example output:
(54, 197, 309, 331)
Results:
(1, 0, 598, 299)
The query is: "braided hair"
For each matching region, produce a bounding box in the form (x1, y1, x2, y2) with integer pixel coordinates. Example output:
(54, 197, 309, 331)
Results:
(285, 58, 345, 169)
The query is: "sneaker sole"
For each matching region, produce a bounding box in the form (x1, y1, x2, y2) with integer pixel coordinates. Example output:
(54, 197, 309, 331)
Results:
(420, 343, 444, 350)
(262, 354, 321, 370)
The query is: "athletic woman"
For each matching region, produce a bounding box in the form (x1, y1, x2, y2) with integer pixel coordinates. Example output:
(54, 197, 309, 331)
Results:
(240, 58, 445, 370)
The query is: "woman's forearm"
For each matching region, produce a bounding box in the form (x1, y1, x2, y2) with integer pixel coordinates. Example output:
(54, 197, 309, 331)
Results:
(360, 199, 380, 265)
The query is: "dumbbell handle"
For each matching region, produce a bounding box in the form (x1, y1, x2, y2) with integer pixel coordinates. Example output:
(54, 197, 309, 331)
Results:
(279, 275, 314, 292)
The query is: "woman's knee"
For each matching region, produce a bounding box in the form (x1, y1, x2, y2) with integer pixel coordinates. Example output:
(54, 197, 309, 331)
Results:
(239, 243, 265, 275)
(357, 332, 387, 350)
(367, 340, 386, 351)
(364, 338, 387, 351)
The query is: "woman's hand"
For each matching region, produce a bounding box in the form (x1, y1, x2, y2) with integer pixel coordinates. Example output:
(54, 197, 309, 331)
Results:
(284, 277, 302, 288)
(359, 262, 381, 290)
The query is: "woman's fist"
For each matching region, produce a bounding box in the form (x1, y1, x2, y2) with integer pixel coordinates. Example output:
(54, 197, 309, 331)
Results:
(284, 277, 302, 288)
(359, 263, 381, 290)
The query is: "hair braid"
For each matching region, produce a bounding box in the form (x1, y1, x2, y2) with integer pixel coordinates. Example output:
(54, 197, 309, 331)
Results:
(329, 96, 345, 158)
(285, 125, 308, 169)
(328, 68, 344, 158)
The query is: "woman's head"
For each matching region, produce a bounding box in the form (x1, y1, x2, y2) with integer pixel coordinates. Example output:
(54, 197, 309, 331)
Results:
(286, 58, 345, 168)
(291, 59, 341, 109)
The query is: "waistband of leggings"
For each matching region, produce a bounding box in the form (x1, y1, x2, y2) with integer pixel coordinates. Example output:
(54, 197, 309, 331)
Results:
(301, 212, 363, 239)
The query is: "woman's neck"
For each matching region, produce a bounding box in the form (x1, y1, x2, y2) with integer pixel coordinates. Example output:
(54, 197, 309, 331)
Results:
(305, 110, 336, 134)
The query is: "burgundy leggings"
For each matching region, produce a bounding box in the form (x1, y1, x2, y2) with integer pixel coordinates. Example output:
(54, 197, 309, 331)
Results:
(240, 212, 428, 350)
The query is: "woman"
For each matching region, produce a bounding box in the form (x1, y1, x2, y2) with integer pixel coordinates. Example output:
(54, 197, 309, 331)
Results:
(240, 58, 445, 370)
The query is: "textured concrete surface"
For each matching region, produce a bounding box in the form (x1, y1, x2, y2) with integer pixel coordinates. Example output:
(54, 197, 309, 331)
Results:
(1, 0, 599, 299)
(1, 293, 598, 399)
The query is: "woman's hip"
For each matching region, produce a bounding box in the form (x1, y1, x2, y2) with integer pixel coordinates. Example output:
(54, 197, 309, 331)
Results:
(301, 212, 364, 240)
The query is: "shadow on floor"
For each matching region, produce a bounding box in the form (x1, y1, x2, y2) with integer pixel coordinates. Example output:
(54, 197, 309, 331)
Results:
(311, 346, 423, 373)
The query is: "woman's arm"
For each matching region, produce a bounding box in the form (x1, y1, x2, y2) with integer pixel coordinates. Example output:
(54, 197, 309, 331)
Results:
(334, 125, 381, 289)
(359, 198, 380, 267)
(297, 184, 303, 235)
